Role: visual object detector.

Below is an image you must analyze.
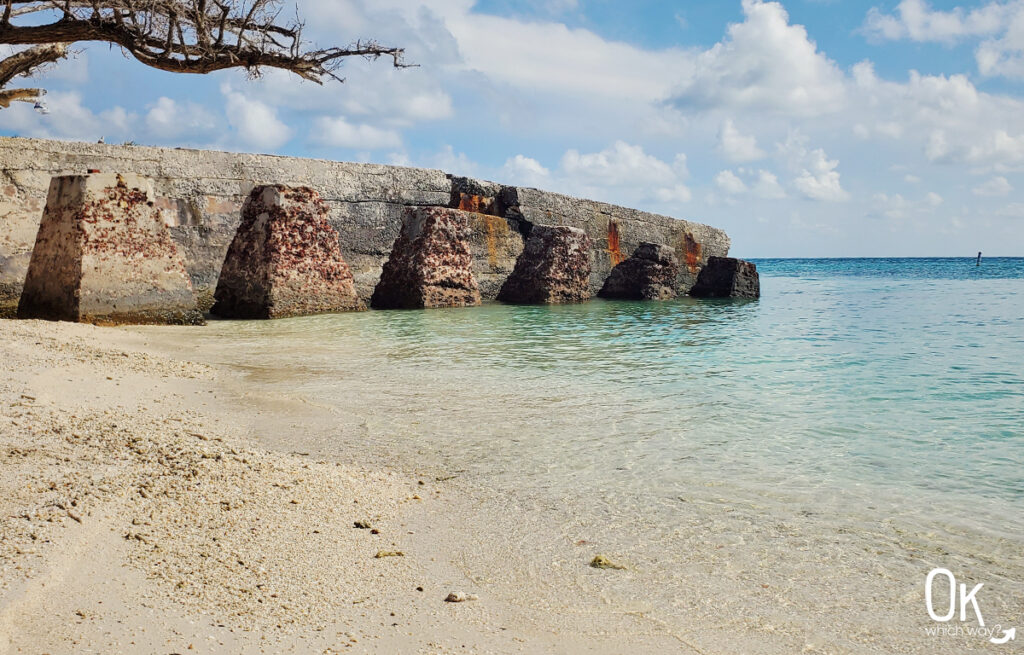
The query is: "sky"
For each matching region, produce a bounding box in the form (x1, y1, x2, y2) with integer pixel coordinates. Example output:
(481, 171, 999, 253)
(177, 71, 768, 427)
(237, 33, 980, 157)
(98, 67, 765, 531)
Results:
(2, 0, 1024, 257)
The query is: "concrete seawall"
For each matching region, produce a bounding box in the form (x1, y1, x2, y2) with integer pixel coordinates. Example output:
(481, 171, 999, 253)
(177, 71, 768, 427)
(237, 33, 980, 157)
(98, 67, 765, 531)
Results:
(0, 137, 730, 314)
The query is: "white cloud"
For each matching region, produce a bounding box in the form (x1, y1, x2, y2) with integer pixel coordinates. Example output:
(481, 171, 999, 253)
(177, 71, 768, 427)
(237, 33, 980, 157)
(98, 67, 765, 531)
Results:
(223, 87, 292, 151)
(671, 0, 847, 117)
(313, 116, 402, 150)
(870, 189, 947, 219)
(712, 167, 786, 199)
(653, 185, 693, 203)
(145, 97, 218, 141)
(560, 141, 677, 187)
(501, 155, 551, 188)
(715, 170, 748, 194)
(863, 0, 1007, 44)
(790, 147, 849, 202)
(996, 202, 1024, 218)
(497, 142, 691, 207)
(777, 132, 849, 201)
(850, 62, 1024, 169)
(1, 91, 135, 142)
(872, 192, 910, 219)
(402, 90, 456, 122)
(447, 13, 691, 102)
(671, 154, 690, 180)
(423, 144, 480, 177)
(862, 0, 1024, 79)
(752, 169, 787, 199)
(973, 175, 1013, 196)
(718, 119, 766, 162)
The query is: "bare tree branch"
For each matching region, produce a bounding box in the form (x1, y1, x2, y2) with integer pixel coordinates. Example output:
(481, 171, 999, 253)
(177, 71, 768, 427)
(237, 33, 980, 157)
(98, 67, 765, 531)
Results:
(0, 0, 408, 109)
(0, 86, 44, 106)
(0, 42, 67, 86)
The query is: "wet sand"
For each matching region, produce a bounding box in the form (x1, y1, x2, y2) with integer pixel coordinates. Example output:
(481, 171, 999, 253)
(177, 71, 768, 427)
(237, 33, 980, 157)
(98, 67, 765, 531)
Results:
(2, 318, 1021, 654)
(0, 320, 689, 654)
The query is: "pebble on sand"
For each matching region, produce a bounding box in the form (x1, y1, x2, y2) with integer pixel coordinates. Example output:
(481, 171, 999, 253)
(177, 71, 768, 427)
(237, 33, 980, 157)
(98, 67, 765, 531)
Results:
(374, 551, 404, 559)
(444, 591, 478, 603)
(589, 555, 626, 570)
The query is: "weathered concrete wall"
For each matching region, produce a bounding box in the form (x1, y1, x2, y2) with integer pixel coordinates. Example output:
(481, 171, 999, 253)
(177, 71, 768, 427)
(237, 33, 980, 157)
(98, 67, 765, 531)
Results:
(0, 137, 730, 314)
(497, 225, 591, 305)
(451, 178, 732, 294)
(598, 242, 680, 301)
(18, 173, 201, 324)
(370, 207, 482, 310)
(0, 138, 448, 314)
(213, 185, 365, 319)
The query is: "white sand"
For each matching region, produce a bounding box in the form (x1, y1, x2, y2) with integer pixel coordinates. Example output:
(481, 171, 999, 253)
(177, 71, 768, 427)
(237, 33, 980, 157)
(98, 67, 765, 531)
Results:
(0, 320, 690, 654)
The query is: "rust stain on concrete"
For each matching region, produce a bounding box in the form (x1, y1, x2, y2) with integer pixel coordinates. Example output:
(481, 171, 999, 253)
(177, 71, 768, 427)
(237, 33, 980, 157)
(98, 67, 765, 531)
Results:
(607, 220, 623, 267)
(681, 231, 703, 273)
(455, 193, 499, 216)
(475, 213, 509, 268)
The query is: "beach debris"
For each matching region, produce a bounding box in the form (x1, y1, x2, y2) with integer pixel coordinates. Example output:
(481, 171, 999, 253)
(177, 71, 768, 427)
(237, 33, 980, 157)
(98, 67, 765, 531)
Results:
(598, 242, 680, 301)
(370, 206, 482, 310)
(374, 550, 404, 559)
(212, 185, 365, 319)
(497, 225, 592, 304)
(444, 591, 478, 603)
(353, 520, 372, 529)
(689, 256, 760, 299)
(590, 555, 626, 570)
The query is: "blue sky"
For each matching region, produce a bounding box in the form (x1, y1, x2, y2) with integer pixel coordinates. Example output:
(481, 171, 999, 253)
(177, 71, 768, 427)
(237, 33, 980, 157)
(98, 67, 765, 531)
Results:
(2, 0, 1024, 257)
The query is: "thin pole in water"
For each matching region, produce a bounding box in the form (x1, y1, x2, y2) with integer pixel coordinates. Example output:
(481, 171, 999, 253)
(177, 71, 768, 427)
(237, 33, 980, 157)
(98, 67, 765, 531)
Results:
(977, 251, 982, 267)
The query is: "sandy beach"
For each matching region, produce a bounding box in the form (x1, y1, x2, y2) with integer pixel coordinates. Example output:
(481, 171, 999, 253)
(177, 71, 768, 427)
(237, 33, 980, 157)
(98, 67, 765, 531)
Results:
(3, 0, 1024, 650)
(3, 309, 1022, 655)
(0, 319, 694, 654)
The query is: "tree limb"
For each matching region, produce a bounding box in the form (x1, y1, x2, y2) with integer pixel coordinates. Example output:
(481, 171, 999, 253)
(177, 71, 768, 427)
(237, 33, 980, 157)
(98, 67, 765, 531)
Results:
(0, 0, 408, 108)
(0, 42, 68, 86)
(0, 86, 44, 106)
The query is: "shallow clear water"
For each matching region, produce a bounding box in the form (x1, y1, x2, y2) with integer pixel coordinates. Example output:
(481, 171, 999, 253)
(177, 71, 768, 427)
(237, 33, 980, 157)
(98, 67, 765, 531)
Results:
(159, 257, 1024, 650)
(202, 257, 1024, 527)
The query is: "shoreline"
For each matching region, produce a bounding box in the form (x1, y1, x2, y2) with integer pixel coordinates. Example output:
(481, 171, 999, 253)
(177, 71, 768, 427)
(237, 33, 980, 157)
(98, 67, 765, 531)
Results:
(0, 319, 687, 654)
(2, 315, 1022, 654)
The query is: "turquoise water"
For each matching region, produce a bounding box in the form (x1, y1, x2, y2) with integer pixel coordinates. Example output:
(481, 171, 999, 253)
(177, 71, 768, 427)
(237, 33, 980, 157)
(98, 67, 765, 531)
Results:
(165, 257, 1024, 651)
(208, 257, 1024, 518)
